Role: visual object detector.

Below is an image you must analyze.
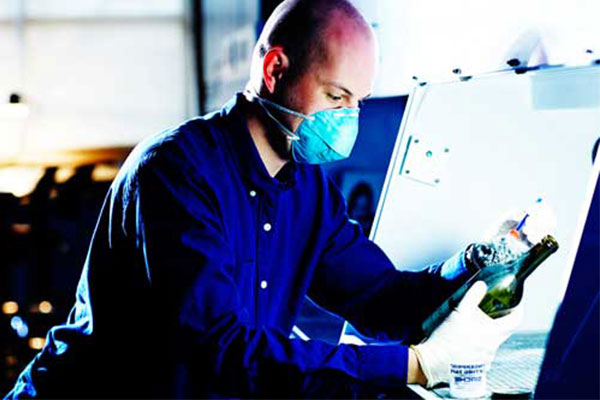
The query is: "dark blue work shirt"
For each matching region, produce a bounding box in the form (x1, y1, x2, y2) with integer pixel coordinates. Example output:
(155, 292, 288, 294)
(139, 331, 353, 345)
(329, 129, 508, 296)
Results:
(8, 93, 472, 398)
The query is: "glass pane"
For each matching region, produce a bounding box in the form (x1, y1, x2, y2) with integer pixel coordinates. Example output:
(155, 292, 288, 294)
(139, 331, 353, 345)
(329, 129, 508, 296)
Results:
(23, 20, 188, 151)
(372, 66, 600, 331)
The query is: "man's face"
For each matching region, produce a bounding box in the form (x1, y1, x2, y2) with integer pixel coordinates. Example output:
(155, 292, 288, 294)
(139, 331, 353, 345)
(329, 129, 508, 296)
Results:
(280, 19, 377, 131)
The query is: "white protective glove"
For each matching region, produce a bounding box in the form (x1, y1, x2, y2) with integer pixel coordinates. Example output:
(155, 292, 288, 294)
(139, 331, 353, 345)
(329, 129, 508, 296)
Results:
(411, 281, 524, 388)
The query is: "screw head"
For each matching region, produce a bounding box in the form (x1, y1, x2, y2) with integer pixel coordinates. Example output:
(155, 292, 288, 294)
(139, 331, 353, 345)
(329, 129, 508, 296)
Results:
(507, 58, 521, 67)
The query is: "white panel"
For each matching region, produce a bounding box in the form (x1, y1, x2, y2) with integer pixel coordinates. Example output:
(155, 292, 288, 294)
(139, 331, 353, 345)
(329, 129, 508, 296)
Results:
(352, 0, 600, 96)
(0, 118, 25, 158)
(0, 0, 20, 19)
(21, 20, 188, 152)
(0, 18, 24, 159)
(372, 66, 600, 331)
(0, 25, 21, 100)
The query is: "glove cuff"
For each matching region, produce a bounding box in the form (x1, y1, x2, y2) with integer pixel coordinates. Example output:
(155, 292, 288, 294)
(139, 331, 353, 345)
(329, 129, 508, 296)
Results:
(411, 344, 440, 389)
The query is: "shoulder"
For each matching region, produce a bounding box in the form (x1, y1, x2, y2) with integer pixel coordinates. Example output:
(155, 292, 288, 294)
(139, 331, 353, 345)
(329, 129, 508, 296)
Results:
(135, 112, 226, 171)
(112, 112, 228, 203)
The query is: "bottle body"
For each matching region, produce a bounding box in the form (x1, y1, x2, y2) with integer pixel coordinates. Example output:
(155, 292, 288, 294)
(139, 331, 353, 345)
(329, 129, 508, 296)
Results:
(476, 266, 523, 318)
(476, 235, 559, 318)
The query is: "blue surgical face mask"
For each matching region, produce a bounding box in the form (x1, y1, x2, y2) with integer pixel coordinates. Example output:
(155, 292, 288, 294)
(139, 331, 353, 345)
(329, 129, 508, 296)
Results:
(252, 94, 360, 164)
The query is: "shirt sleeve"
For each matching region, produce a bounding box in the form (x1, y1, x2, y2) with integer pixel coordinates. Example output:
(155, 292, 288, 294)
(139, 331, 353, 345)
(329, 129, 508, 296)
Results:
(128, 146, 411, 397)
(307, 178, 475, 344)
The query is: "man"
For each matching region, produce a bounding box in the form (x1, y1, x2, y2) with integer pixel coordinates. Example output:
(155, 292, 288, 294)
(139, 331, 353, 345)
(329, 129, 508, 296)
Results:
(7, 0, 522, 398)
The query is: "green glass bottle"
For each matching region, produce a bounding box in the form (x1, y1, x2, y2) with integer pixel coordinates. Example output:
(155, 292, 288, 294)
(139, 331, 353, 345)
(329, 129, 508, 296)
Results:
(477, 235, 559, 318)
(413, 235, 559, 344)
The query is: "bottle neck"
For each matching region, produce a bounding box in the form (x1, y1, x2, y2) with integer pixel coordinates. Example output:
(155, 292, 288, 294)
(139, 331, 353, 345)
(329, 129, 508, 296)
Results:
(515, 235, 559, 281)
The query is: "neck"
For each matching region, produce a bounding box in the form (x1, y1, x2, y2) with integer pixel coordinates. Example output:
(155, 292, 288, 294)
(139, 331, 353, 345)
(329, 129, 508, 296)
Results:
(243, 99, 291, 178)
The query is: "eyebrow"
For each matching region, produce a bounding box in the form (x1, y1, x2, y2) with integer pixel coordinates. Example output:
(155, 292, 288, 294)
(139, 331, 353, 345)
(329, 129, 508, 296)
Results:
(327, 81, 353, 97)
(324, 80, 371, 101)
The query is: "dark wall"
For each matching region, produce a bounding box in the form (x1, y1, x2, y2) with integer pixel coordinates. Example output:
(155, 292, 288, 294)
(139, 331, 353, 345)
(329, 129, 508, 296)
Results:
(323, 96, 408, 236)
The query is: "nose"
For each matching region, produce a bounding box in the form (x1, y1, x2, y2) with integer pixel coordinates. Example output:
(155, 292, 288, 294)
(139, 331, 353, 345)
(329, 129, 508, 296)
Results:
(346, 98, 360, 109)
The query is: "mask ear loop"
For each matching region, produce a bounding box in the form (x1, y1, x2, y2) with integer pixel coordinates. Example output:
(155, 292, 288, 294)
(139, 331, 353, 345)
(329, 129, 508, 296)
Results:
(255, 97, 301, 141)
(246, 90, 321, 141)
(256, 96, 316, 122)
(245, 90, 301, 140)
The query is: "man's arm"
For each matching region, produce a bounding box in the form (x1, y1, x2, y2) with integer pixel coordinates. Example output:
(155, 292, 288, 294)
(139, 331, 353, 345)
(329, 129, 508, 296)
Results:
(308, 178, 526, 388)
(307, 178, 475, 343)
(121, 144, 414, 397)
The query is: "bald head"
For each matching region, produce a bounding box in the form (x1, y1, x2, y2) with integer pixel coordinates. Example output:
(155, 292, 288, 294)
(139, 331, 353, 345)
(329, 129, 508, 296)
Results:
(249, 0, 374, 90)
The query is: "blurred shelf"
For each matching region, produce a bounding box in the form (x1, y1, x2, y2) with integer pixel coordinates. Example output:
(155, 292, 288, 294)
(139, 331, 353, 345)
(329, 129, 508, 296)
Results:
(0, 146, 132, 168)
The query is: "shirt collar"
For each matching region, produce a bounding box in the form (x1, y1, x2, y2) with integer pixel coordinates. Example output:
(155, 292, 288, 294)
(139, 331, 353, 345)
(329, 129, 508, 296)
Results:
(220, 92, 298, 192)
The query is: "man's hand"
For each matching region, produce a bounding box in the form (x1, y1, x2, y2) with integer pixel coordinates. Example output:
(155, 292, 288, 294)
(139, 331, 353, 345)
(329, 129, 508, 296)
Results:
(410, 282, 523, 388)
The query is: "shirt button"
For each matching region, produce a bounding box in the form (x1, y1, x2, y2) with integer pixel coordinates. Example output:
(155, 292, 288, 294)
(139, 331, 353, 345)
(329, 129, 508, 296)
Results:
(249, 190, 257, 198)
(263, 223, 272, 232)
(260, 280, 268, 289)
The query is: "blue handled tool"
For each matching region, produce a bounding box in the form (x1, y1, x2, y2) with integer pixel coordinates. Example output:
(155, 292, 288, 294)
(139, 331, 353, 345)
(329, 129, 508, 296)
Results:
(510, 198, 543, 238)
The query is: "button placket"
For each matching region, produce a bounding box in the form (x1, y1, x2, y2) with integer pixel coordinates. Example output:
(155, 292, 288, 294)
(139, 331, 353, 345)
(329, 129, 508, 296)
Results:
(258, 215, 271, 295)
(248, 186, 261, 323)
(256, 193, 276, 324)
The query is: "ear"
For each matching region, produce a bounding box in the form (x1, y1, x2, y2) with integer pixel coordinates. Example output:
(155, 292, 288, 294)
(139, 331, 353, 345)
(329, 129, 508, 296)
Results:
(262, 46, 289, 94)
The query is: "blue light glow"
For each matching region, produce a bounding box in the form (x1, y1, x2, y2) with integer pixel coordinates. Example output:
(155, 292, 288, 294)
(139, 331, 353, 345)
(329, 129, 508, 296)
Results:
(17, 324, 29, 338)
(11, 316, 29, 337)
(10, 316, 23, 330)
